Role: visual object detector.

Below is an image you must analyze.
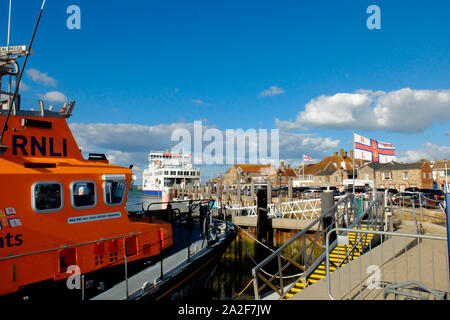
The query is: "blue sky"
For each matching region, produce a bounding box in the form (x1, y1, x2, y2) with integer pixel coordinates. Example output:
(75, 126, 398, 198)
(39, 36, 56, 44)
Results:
(1, 0, 449, 181)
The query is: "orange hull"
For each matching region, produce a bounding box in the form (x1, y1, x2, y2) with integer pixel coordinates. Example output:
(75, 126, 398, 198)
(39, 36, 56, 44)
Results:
(0, 114, 173, 296)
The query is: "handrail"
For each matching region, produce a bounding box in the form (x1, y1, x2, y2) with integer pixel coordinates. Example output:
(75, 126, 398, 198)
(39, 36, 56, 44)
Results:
(325, 227, 447, 300)
(252, 193, 354, 299)
(252, 193, 387, 300)
(0, 232, 143, 262)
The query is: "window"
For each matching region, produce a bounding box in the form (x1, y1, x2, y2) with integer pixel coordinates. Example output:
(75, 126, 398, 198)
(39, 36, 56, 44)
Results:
(171, 171, 176, 175)
(403, 172, 408, 180)
(104, 181, 126, 205)
(177, 171, 183, 175)
(33, 182, 63, 213)
(335, 176, 338, 183)
(422, 172, 426, 179)
(318, 177, 322, 183)
(71, 181, 96, 208)
(382, 172, 391, 180)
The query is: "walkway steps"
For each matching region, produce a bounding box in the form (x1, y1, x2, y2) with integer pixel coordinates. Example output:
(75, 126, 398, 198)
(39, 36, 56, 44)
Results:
(283, 226, 375, 299)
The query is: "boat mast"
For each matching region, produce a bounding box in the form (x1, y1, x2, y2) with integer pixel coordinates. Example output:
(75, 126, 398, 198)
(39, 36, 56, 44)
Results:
(0, 0, 47, 155)
(7, 0, 12, 50)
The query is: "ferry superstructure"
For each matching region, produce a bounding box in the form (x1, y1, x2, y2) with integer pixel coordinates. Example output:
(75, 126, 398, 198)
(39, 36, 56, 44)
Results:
(142, 151, 201, 196)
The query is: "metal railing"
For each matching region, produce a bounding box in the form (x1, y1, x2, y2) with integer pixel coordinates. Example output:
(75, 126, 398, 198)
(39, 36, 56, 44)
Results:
(251, 193, 387, 300)
(227, 196, 346, 220)
(325, 228, 449, 300)
(389, 192, 446, 222)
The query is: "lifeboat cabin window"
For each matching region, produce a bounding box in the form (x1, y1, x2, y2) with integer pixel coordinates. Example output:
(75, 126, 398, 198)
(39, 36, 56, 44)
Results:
(71, 181, 97, 209)
(104, 181, 126, 205)
(32, 182, 63, 213)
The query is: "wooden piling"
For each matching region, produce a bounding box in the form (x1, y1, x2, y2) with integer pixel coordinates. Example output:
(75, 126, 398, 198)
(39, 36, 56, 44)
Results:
(321, 190, 335, 245)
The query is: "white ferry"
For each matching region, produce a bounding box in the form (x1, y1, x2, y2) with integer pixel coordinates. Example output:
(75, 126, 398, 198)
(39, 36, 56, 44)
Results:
(142, 151, 201, 196)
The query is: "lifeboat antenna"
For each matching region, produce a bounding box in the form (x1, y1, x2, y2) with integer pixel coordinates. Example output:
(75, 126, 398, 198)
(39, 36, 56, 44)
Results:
(7, 0, 12, 50)
(0, 0, 46, 155)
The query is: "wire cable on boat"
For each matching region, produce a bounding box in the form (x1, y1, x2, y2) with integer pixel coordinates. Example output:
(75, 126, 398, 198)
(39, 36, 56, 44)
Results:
(0, 0, 47, 146)
(239, 233, 304, 280)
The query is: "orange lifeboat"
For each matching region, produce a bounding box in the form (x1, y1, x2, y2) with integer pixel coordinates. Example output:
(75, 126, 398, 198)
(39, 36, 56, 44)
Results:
(0, 58, 173, 300)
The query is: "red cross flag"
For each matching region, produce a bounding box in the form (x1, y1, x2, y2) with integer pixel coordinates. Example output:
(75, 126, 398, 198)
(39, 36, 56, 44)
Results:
(303, 154, 312, 162)
(354, 133, 396, 163)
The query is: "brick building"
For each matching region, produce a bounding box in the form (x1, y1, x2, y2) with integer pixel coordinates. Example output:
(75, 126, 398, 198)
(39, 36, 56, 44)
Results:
(432, 158, 449, 192)
(223, 164, 275, 184)
(358, 160, 433, 191)
(268, 162, 298, 187)
(295, 149, 361, 187)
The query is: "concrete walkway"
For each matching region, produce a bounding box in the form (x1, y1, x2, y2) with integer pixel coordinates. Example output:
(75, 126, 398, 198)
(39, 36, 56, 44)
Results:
(290, 221, 450, 300)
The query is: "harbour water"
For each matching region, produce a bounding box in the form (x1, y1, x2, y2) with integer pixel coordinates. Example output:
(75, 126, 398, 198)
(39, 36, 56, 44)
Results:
(126, 190, 317, 300)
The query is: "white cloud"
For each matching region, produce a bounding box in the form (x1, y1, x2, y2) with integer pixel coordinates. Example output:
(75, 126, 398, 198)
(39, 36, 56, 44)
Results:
(399, 142, 450, 162)
(260, 86, 285, 97)
(278, 129, 340, 161)
(40, 91, 68, 103)
(281, 88, 450, 133)
(70, 122, 195, 154)
(26, 68, 57, 87)
(11, 80, 30, 92)
(70, 120, 340, 183)
(190, 99, 204, 104)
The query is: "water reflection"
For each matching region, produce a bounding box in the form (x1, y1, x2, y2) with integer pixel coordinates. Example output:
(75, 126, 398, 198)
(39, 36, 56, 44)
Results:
(126, 190, 323, 300)
(205, 228, 324, 300)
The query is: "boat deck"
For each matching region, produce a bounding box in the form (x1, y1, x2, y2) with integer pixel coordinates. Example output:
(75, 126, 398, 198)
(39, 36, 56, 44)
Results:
(92, 219, 235, 300)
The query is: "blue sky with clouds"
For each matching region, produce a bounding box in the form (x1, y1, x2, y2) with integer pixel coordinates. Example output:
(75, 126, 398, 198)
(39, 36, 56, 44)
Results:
(2, 0, 449, 182)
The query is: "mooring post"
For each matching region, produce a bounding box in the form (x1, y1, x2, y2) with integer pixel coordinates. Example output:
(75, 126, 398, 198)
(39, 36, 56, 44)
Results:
(256, 188, 268, 244)
(288, 178, 293, 202)
(321, 190, 335, 246)
(267, 181, 272, 207)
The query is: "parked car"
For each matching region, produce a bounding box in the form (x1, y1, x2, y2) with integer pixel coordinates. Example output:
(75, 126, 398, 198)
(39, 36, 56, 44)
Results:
(392, 192, 420, 207)
(419, 189, 445, 208)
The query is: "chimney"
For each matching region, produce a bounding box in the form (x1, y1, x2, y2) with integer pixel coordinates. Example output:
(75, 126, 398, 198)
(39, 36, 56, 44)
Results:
(339, 148, 344, 157)
(281, 161, 285, 169)
(343, 151, 348, 158)
(334, 152, 338, 156)
(288, 164, 291, 169)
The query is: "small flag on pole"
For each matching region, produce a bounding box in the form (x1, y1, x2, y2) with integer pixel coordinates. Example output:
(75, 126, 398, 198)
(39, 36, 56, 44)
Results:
(303, 154, 312, 162)
(354, 133, 396, 163)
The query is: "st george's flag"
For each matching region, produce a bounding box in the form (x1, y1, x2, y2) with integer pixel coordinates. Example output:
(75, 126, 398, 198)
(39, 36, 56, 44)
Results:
(353, 133, 396, 163)
(303, 154, 312, 162)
